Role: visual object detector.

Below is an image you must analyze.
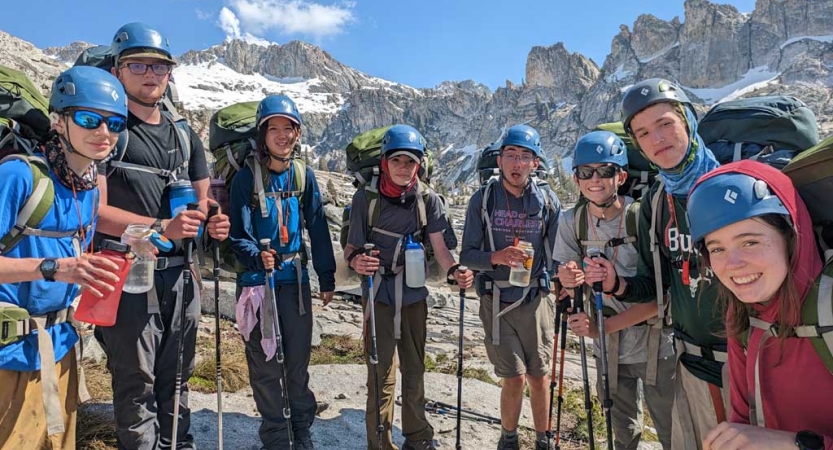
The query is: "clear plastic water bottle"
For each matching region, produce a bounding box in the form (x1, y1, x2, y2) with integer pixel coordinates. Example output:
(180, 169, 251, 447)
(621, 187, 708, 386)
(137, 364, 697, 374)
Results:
(405, 234, 426, 288)
(121, 224, 156, 294)
(509, 240, 534, 287)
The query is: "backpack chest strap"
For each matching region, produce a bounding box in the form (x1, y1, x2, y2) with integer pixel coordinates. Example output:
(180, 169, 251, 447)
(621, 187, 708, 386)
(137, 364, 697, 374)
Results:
(107, 160, 187, 181)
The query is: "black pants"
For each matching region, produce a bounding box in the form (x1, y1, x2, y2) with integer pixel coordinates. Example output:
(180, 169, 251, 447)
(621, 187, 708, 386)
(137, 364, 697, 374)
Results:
(240, 282, 316, 449)
(95, 266, 200, 450)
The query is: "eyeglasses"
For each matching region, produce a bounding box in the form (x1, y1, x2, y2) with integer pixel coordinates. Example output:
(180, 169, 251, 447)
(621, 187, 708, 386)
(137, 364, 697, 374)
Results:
(501, 154, 536, 163)
(120, 62, 172, 76)
(575, 165, 618, 180)
(70, 110, 127, 133)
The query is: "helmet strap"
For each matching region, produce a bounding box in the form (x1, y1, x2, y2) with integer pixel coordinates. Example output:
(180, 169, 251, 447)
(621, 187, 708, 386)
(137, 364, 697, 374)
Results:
(588, 194, 620, 226)
(127, 92, 162, 108)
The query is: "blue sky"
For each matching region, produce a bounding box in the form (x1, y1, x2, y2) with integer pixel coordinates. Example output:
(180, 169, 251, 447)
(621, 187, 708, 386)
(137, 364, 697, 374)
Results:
(1, 0, 757, 90)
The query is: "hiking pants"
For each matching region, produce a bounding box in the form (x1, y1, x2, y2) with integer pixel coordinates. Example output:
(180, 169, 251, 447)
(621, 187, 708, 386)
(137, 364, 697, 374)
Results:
(95, 266, 200, 450)
(670, 361, 729, 450)
(364, 300, 433, 450)
(0, 348, 78, 450)
(241, 282, 316, 449)
(594, 356, 675, 450)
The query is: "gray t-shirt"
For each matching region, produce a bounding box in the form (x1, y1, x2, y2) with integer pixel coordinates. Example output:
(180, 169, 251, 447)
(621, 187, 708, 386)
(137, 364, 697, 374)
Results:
(460, 180, 561, 303)
(553, 197, 675, 365)
(347, 186, 447, 306)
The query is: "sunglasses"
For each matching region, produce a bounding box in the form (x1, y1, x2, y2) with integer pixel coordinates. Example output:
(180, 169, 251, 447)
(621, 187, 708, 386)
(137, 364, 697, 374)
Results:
(120, 62, 172, 76)
(70, 110, 127, 133)
(575, 165, 618, 180)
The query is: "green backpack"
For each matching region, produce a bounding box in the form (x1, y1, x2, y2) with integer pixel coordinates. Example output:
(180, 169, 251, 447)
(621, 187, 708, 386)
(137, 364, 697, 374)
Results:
(340, 125, 456, 272)
(594, 122, 657, 201)
(0, 66, 66, 255)
(208, 101, 306, 272)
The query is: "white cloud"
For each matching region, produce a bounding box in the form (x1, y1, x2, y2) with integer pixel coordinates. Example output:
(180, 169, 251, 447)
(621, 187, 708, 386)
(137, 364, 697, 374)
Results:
(220, 0, 355, 40)
(217, 7, 278, 46)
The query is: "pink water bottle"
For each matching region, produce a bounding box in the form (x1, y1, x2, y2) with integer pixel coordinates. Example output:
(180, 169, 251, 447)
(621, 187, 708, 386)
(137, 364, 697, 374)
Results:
(75, 239, 133, 326)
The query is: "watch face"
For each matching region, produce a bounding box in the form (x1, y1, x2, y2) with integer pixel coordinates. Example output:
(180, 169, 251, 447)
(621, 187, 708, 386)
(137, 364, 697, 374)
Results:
(41, 259, 58, 272)
(797, 431, 824, 450)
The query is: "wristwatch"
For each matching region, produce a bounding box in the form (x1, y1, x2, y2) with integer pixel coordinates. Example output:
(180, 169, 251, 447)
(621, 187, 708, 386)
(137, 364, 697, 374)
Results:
(151, 218, 166, 234)
(796, 431, 824, 450)
(39, 258, 60, 282)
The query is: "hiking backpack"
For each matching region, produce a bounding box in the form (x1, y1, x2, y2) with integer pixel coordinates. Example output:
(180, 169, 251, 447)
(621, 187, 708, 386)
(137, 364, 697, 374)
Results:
(0, 66, 94, 255)
(207, 100, 306, 272)
(339, 125, 457, 276)
(593, 122, 657, 202)
(698, 96, 819, 169)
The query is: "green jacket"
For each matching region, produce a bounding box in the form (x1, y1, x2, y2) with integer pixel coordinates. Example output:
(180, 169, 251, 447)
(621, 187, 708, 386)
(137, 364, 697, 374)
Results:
(621, 181, 726, 386)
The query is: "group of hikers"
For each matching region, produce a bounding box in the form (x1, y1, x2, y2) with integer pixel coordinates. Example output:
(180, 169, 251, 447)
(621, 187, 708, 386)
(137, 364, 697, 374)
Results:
(0, 20, 831, 450)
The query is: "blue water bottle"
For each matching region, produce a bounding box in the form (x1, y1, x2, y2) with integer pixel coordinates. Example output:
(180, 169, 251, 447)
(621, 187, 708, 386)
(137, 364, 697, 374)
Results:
(169, 180, 202, 237)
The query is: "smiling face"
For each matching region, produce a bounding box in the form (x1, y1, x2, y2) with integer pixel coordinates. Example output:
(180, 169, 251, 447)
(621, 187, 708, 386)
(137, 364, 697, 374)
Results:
(53, 108, 121, 161)
(498, 145, 540, 190)
(573, 163, 626, 204)
(263, 116, 300, 159)
(629, 102, 690, 170)
(114, 57, 171, 105)
(385, 153, 419, 186)
(704, 217, 790, 305)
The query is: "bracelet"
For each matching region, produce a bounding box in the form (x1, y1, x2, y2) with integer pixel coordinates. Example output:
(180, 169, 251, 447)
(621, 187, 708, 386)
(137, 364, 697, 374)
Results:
(346, 248, 363, 270)
(603, 276, 621, 296)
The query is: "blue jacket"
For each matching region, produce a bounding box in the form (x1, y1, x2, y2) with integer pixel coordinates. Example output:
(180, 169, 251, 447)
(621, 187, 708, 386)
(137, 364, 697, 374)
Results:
(229, 162, 335, 291)
(0, 157, 95, 371)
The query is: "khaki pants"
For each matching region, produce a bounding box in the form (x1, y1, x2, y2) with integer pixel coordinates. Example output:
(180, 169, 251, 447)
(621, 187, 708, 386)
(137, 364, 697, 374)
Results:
(670, 362, 728, 450)
(0, 348, 78, 450)
(364, 300, 432, 450)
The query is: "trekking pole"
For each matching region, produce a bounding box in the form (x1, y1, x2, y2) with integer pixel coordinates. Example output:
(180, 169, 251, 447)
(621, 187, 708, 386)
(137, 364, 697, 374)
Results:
(363, 243, 383, 450)
(260, 238, 295, 449)
(171, 202, 199, 450)
(587, 248, 613, 450)
(574, 286, 596, 449)
(546, 291, 562, 449)
(454, 266, 468, 450)
(208, 203, 223, 450)
(554, 295, 571, 449)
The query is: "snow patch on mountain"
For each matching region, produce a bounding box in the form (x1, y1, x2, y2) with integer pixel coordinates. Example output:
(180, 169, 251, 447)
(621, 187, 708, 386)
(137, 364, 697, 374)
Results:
(173, 61, 344, 112)
(685, 66, 780, 104)
(780, 35, 833, 49)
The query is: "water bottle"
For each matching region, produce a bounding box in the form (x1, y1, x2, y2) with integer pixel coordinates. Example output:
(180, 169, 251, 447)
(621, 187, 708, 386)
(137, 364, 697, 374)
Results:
(121, 224, 156, 294)
(169, 180, 203, 237)
(75, 239, 133, 326)
(405, 234, 426, 288)
(509, 240, 534, 287)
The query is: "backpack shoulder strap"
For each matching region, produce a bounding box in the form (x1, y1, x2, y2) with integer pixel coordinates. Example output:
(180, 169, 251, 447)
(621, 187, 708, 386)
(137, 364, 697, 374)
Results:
(649, 180, 667, 320)
(245, 155, 270, 219)
(292, 159, 307, 197)
(795, 261, 833, 374)
(164, 111, 191, 171)
(480, 179, 497, 252)
(0, 155, 55, 255)
(626, 199, 640, 239)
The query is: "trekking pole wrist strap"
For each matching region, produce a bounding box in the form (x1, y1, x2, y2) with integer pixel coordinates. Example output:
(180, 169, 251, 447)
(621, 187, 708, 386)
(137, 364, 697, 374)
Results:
(446, 263, 461, 285)
(346, 248, 363, 270)
(603, 276, 621, 295)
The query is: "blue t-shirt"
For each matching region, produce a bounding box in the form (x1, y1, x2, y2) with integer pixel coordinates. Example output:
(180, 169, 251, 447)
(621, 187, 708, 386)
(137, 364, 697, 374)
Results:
(0, 157, 96, 371)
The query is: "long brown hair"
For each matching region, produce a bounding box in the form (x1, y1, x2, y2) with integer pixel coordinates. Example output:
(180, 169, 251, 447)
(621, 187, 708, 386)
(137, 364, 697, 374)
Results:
(699, 214, 801, 341)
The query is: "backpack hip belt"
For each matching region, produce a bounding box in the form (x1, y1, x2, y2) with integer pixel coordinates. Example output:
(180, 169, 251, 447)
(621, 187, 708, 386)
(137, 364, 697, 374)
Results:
(480, 275, 549, 346)
(0, 302, 75, 436)
(746, 268, 833, 428)
(673, 336, 728, 363)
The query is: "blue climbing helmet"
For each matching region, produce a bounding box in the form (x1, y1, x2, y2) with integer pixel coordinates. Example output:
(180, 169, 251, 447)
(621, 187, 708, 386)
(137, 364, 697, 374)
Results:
(621, 78, 694, 134)
(501, 124, 543, 158)
(381, 124, 426, 159)
(688, 171, 789, 244)
(572, 130, 628, 169)
(257, 94, 302, 127)
(111, 22, 176, 64)
(49, 66, 128, 118)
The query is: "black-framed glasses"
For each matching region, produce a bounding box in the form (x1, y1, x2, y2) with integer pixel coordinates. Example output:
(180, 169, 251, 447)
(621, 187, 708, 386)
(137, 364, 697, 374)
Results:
(574, 165, 618, 180)
(121, 62, 172, 76)
(70, 110, 127, 133)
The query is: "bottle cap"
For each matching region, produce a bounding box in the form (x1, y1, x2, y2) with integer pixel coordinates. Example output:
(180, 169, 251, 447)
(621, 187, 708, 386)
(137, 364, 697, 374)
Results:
(101, 239, 130, 254)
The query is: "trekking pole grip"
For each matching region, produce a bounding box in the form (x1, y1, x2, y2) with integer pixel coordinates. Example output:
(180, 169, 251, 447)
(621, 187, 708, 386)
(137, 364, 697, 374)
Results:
(208, 202, 220, 240)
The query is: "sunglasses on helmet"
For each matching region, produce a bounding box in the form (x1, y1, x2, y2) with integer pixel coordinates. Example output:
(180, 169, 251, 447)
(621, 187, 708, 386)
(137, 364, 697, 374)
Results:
(574, 165, 618, 180)
(70, 110, 127, 133)
(120, 62, 172, 76)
